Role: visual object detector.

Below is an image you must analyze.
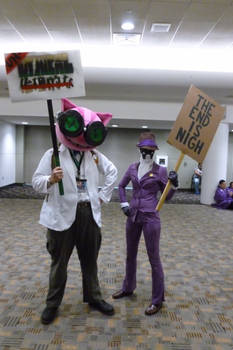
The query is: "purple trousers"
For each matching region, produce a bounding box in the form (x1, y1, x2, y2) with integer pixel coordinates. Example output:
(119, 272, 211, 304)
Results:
(122, 211, 165, 305)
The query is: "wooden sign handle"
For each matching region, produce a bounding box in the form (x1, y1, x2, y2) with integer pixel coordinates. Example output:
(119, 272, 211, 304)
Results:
(156, 152, 185, 211)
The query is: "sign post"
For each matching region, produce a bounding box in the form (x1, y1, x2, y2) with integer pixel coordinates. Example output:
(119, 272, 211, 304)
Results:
(47, 99, 64, 195)
(5, 50, 86, 195)
(156, 85, 225, 211)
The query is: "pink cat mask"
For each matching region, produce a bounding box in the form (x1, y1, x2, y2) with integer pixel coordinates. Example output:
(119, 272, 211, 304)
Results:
(56, 98, 112, 151)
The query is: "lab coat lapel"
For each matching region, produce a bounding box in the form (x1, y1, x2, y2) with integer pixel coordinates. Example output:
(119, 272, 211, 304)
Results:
(84, 152, 98, 191)
(59, 145, 77, 189)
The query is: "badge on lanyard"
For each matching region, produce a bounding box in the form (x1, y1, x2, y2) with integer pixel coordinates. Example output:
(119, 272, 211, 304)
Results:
(76, 178, 87, 192)
(69, 150, 87, 193)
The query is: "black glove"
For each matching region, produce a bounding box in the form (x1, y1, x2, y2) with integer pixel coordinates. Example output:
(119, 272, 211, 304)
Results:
(122, 206, 130, 216)
(168, 170, 178, 188)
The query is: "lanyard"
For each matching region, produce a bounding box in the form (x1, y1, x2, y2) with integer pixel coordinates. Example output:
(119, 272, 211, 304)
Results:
(69, 150, 84, 178)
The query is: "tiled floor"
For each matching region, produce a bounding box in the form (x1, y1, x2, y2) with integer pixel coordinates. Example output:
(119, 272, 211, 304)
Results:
(0, 198, 232, 349)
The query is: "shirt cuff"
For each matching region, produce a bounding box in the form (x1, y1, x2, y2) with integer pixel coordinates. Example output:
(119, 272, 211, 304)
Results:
(120, 202, 129, 208)
(99, 193, 107, 203)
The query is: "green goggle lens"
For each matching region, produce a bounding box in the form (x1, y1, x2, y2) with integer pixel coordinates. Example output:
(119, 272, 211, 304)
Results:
(89, 127, 104, 142)
(85, 122, 107, 146)
(58, 110, 84, 137)
(64, 115, 81, 132)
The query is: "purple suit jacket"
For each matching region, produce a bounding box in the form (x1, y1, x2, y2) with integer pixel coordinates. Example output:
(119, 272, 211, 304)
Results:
(213, 187, 233, 209)
(118, 162, 175, 220)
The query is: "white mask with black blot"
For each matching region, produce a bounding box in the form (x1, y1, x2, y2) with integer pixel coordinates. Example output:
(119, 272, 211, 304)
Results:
(140, 148, 155, 160)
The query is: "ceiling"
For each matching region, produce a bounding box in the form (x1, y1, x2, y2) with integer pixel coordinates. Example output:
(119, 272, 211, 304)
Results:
(1, 0, 233, 128)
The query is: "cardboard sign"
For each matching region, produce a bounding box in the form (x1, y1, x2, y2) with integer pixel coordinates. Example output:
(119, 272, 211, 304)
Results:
(167, 85, 225, 163)
(4, 50, 85, 101)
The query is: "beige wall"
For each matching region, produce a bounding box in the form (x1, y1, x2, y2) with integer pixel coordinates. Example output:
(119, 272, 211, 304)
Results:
(24, 126, 52, 184)
(24, 125, 199, 188)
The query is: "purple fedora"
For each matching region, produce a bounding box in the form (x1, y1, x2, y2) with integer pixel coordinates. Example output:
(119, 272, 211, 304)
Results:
(136, 132, 159, 149)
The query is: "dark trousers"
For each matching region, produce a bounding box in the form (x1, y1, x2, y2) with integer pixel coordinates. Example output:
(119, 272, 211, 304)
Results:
(46, 202, 102, 308)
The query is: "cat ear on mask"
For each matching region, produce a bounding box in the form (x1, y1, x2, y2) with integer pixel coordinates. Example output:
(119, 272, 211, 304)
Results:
(96, 113, 112, 126)
(61, 98, 77, 112)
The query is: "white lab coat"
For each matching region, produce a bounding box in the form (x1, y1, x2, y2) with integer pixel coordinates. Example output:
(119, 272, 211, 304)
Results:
(32, 144, 117, 230)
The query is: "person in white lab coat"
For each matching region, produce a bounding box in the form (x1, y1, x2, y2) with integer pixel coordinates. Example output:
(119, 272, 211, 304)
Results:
(32, 98, 117, 324)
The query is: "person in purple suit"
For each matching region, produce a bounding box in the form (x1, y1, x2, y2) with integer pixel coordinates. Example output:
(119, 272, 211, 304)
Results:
(213, 179, 233, 209)
(112, 131, 178, 315)
(227, 181, 233, 197)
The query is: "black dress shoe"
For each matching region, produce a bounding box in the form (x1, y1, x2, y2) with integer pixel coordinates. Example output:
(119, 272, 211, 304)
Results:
(112, 290, 133, 299)
(41, 306, 58, 324)
(145, 302, 163, 316)
(89, 300, 115, 316)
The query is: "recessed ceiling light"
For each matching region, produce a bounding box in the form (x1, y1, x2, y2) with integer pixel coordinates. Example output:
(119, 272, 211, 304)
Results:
(151, 23, 171, 33)
(111, 124, 119, 128)
(112, 33, 141, 45)
(121, 21, 135, 31)
(142, 125, 148, 129)
(22, 122, 28, 125)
